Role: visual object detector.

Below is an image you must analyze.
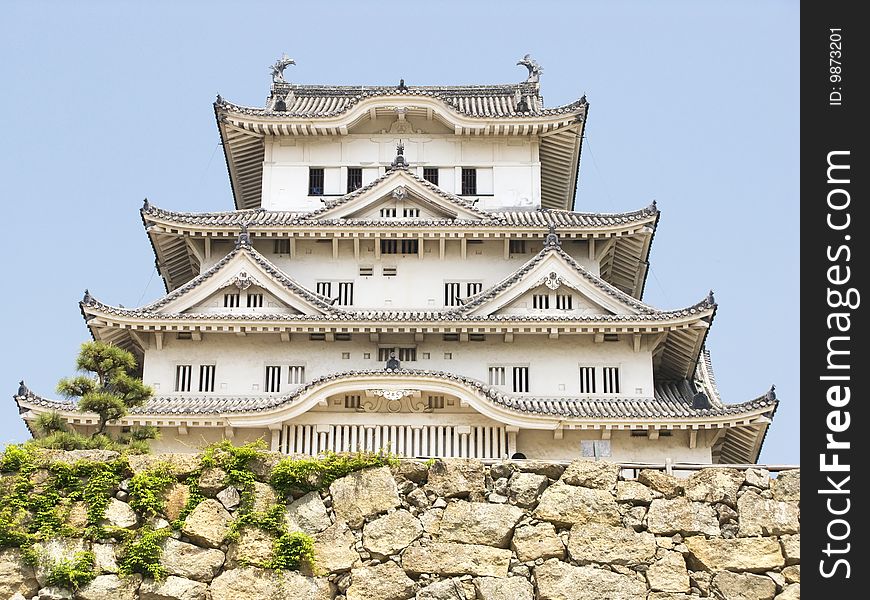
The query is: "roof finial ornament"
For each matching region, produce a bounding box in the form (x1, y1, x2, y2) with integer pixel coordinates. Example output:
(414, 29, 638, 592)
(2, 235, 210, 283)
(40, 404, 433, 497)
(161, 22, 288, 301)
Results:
(236, 223, 251, 248)
(766, 384, 777, 401)
(544, 224, 561, 248)
(517, 54, 542, 84)
(398, 78, 407, 91)
(649, 199, 657, 211)
(82, 289, 92, 304)
(17, 380, 29, 398)
(707, 289, 716, 305)
(270, 54, 296, 84)
(385, 352, 401, 371)
(142, 198, 150, 211)
(390, 140, 408, 169)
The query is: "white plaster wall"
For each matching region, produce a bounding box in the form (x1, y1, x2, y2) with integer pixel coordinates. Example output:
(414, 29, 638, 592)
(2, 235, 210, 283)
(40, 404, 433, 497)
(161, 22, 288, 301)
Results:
(261, 136, 540, 212)
(146, 426, 270, 454)
(516, 429, 713, 463)
(200, 239, 599, 311)
(142, 333, 654, 399)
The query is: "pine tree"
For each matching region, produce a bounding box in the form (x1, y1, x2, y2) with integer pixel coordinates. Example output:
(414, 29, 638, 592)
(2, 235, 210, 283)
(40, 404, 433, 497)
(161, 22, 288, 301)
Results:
(57, 341, 153, 436)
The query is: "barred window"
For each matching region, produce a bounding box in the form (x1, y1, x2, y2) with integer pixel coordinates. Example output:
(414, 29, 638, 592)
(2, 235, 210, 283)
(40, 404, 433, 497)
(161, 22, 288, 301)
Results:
(308, 168, 324, 195)
(423, 168, 439, 185)
(512, 366, 530, 393)
(400, 239, 418, 254)
(247, 293, 263, 308)
(380, 239, 398, 254)
(288, 365, 305, 385)
(461, 168, 477, 195)
(383, 266, 397, 277)
(579, 366, 596, 394)
(603, 367, 620, 394)
(532, 294, 549, 309)
(509, 240, 526, 254)
(274, 239, 291, 254)
(199, 365, 216, 393)
(466, 282, 483, 296)
(556, 294, 573, 310)
(398, 347, 417, 362)
(347, 167, 363, 192)
(428, 395, 445, 409)
(488, 366, 506, 386)
(380, 207, 397, 218)
(316, 281, 332, 298)
(175, 365, 192, 392)
(337, 282, 353, 306)
(378, 347, 392, 362)
(444, 282, 462, 306)
(403, 207, 420, 218)
(345, 395, 361, 409)
(359, 266, 374, 276)
(265, 366, 282, 393)
(224, 293, 239, 308)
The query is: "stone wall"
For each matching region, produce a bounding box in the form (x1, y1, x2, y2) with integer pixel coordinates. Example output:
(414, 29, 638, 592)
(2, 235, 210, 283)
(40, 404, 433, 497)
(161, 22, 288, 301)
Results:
(1, 451, 800, 600)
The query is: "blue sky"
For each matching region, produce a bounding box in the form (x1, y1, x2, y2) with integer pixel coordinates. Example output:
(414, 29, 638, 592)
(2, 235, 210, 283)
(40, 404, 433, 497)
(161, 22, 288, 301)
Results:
(0, 1, 799, 464)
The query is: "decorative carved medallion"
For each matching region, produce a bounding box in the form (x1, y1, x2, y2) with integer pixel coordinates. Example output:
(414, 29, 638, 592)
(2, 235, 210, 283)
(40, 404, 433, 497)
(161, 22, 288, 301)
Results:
(543, 271, 562, 290)
(392, 186, 407, 201)
(361, 389, 427, 413)
(234, 271, 256, 290)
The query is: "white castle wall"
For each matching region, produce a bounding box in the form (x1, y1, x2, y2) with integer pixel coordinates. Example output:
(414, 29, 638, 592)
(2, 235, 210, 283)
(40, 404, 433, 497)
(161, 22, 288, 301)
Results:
(261, 134, 540, 212)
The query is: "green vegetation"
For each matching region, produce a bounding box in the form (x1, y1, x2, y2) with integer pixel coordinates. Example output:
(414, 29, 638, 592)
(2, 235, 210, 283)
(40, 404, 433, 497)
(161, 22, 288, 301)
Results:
(44, 550, 97, 590)
(55, 341, 155, 438)
(270, 449, 397, 496)
(1, 440, 397, 577)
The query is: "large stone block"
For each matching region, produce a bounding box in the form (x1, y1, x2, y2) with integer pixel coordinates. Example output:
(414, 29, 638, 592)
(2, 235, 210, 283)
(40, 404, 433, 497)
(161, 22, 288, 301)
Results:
(416, 577, 467, 600)
(616, 480, 660, 504)
(226, 527, 274, 568)
(533, 482, 621, 527)
(363, 509, 423, 557)
(100, 498, 138, 529)
(313, 520, 359, 573)
(508, 472, 549, 507)
(402, 542, 512, 578)
(329, 466, 401, 528)
(780, 534, 800, 565)
(162, 483, 190, 522)
(284, 491, 331, 534)
(646, 498, 720, 536)
(534, 559, 647, 600)
(209, 567, 331, 600)
(180, 499, 233, 548)
(160, 538, 225, 582)
(346, 561, 416, 600)
(567, 522, 656, 565)
(425, 459, 486, 498)
(438, 502, 523, 548)
(76, 574, 141, 600)
(646, 550, 690, 593)
(139, 575, 207, 600)
(737, 490, 800, 536)
(511, 522, 565, 562)
(772, 470, 800, 503)
(560, 459, 620, 490)
(0, 548, 39, 600)
(683, 468, 744, 506)
(127, 454, 199, 477)
(712, 571, 776, 600)
(473, 576, 534, 600)
(684, 536, 784, 572)
(637, 469, 683, 498)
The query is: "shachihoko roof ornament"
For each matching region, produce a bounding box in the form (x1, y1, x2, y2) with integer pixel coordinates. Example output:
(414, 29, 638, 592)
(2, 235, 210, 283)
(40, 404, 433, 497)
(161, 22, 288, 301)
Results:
(543, 224, 561, 248)
(235, 223, 252, 248)
(270, 54, 295, 84)
(517, 54, 543, 83)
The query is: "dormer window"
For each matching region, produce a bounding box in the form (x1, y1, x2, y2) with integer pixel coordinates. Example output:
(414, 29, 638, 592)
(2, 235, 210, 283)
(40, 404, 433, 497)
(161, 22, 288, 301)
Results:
(380, 208, 397, 218)
(347, 168, 363, 192)
(403, 208, 420, 218)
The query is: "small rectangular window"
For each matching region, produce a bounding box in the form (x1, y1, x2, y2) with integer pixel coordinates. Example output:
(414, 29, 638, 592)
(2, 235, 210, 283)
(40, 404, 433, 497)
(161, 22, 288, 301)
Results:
(444, 282, 462, 306)
(347, 167, 363, 192)
(309, 333, 326, 341)
(603, 367, 620, 394)
(335, 333, 352, 341)
(604, 334, 620, 342)
(247, 293, 264, 308)
(423, 168, 439, 185)
(308, 168, 324, 195)
(443, 333, 459, 342)
(288, 365, 305, 384)
(443, 352, 453, 359)
(630, 429, 648, 437)
(199, 365, 215, 393)
(469, 333, 485, 342)
(274, 239, 291, 254)
(556, 294, 573, 310)
(512, 366, 530, 393)
(337, 282, 354, 306)
(175, 365, 192, 392)
(466, 282, 483, 296)
(461, 168, 477, 195)
(428, 395, 445, 409)
(398, 347, 417, 362)
(341, 352, 351, 359)
(380, 239, 398, 254)
(359, 266, 374, 277)
(345, 395, 361, 409)
(265, 366, 282, 393)
(383, 266, 397, 277)
(316, 281, 332, 298)
(380, 208, 397, 218)
(533, 294, 550, 309)
(579, 366, 596, 394)
(488, 366, 506, 386)
(224, 293, 240, 308)
(509, 240, 526, 254)
(403, 208, 420, 218)
(176, 332, 192, 340)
